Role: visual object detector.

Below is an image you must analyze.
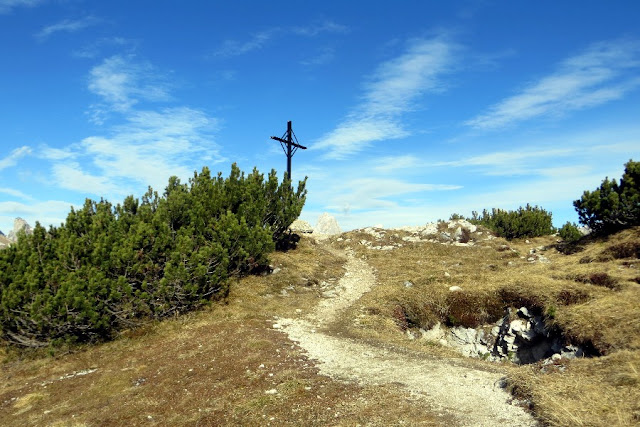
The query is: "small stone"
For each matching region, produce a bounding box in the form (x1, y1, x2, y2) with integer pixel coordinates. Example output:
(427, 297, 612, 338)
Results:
(271, 267, 281, 274)
(449, 285, 462, 292)
(551, 353, 562, 362)
(403, 280, 414, 288)
(444, 272, 451, 278)
(517, 307, 531, 319)
(265, 389, 278, 395)
(272, 323, 282, 329)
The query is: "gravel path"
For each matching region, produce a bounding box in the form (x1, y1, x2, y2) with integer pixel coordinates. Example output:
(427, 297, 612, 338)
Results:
(277, 248, 538, 426)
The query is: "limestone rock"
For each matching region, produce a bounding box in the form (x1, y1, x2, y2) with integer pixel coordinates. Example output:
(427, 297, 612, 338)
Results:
(313, 213, 342, 236)
(289, 219, 313, 233)
(7, 217, 33, 242)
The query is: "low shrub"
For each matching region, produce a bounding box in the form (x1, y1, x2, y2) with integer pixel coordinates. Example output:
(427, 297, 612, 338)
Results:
(574, 273, 620, 290)
(0, 164, 307, 348)
(470, 204, 555, 240)
(558, 222, 582, 243)
(602, 241, 640, 260)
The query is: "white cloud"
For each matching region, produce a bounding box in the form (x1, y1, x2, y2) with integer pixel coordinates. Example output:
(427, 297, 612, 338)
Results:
(466, 39, 640, 130)
(35, 16, 100, 40)
(0, 187, 33, 200)
(51, 162, 120, 196)
(39, 145, 77, 160)
(48, 107, 223, 198)
(0, 0, 42, 14)
(314, 36, 458, 159)
(0, 146, 32, 170)
(88, 55, 171, 118)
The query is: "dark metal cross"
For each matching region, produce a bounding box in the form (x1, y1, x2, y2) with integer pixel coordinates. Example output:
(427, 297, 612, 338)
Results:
(270, 121, 306, 181)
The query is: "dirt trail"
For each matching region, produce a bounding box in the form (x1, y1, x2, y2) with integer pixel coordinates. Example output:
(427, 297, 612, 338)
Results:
(277, 247, 538, 426)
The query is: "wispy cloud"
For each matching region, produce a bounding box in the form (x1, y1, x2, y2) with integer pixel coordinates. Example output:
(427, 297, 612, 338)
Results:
(211, 19, 348, 58)
(73, 37, 136, 59)
(212, 29, 277, 58)
(51, 107, 222, 198)
(292, 20, 348, 37)
(466, 39, 640, 130)
(314, 36, 459, 159)
(87, 55, 171, 122)
(0, 187, 33, 200)
(0, 146, 32, 170)
(0, 0, 42, 14)
(35, 15, 100, 40)
(300, 46, 335, 66)
(372, 155, 423, 173)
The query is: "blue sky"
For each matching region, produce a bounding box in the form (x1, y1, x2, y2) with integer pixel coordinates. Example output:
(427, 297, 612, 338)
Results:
(1, 0, 639, 233)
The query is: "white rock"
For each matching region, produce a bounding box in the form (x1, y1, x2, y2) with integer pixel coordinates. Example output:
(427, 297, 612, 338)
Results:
(449, 285, 462, 292)
(265, 389, 278, 395)
(421, 323, 446, 341)
(7, 217, 33, 242)
(313, 213, 342, 236)
(289, 219, 313, 233)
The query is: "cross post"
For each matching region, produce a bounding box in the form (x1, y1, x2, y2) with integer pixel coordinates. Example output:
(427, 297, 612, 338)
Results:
(270, 121, 306, 181)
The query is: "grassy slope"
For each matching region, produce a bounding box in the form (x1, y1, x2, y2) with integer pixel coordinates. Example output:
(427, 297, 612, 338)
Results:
(330, 226, 640, 426)
(1, 227, 639, 426)
(0, 239, 442, 426)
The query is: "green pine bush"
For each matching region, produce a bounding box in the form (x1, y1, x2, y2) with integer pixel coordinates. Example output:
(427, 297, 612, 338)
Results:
(469, 204, 555, 240)
(558, 222, 582, 243)
(573, 159, 639, 235)
(0, 164, 306, 348)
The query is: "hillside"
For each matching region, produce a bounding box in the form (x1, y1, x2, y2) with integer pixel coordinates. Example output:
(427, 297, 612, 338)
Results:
(1, 225, 639, 425)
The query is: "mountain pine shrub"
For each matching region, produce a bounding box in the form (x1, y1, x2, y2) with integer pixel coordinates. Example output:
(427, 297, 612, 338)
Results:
(573, 159, 639, 235)
(0, 164, 306, 348)
(470, 204, 555, 240)
(558, 222, 582, 243)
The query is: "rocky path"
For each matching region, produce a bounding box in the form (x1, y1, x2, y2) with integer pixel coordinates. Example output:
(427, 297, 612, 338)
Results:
(277, 247, 538, 426)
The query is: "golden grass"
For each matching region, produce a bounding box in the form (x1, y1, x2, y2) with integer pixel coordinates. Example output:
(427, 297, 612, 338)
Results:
(332, 226, 640, 425)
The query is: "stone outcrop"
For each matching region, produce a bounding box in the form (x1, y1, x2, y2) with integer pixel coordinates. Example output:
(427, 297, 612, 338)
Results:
(313, 213, 342, 236)
(419, 306, 585, 364)
(7, 217, 33, 242)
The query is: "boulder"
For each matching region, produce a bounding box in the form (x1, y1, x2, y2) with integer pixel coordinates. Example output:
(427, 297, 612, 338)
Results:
(313, 213, 342, 236)
(289, 219, 313, 233)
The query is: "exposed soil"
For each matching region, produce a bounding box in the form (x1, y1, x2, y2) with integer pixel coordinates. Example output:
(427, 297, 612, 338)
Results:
(277, 244, 538, 426)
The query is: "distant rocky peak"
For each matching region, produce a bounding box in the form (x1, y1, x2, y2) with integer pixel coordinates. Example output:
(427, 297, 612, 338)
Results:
(7, 217, 33, 242)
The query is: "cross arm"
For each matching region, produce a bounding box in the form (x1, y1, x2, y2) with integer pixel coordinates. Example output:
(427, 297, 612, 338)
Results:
(270, 136, 307, 150)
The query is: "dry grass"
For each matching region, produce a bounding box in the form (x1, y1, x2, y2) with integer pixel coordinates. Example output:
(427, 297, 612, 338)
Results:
(2, 227, 639, 426)
(0, 238, 442, 426)
(330, 226, 640, 425)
